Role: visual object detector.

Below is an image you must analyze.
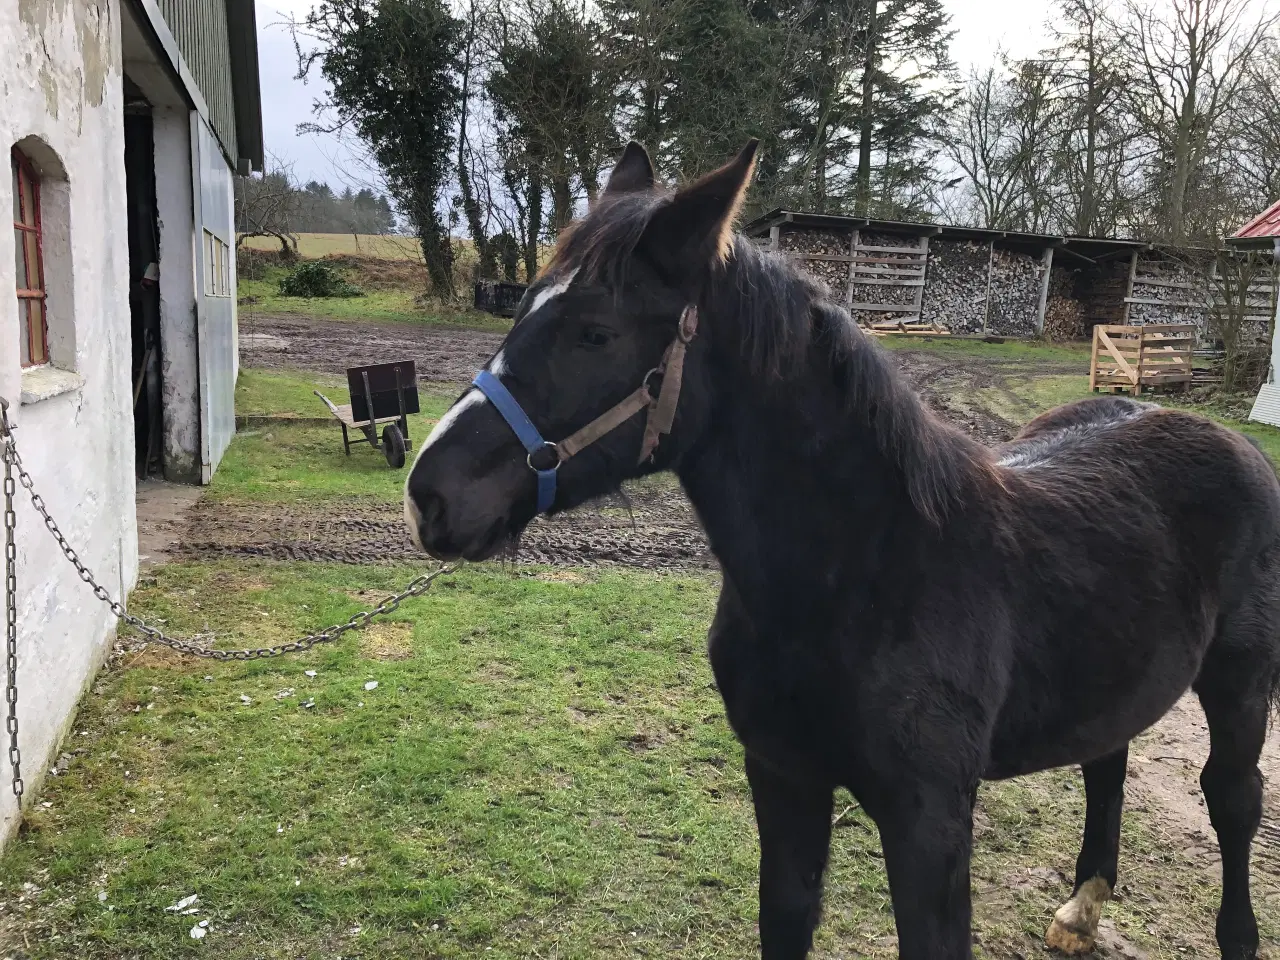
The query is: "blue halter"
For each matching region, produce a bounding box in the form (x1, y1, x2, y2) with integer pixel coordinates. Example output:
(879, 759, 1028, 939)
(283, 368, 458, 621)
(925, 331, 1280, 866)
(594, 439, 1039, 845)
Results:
(472, 370, 559, 513)
(469, 305, 699, 517)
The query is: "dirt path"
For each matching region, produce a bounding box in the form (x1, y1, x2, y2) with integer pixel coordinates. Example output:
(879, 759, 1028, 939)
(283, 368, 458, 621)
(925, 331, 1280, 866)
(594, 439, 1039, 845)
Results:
(240, 313, 503, 383)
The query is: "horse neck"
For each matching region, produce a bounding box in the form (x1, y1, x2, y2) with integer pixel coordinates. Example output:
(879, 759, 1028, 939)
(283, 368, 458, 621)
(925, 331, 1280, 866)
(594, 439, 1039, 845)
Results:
(674, 258, 985, 608)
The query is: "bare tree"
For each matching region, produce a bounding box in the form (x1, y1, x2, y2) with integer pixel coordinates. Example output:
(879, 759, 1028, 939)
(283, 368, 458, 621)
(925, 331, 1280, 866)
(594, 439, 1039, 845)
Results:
(1209, 247, 1278, 392)
(1118, 0, 1278, 243)
(1043, 0, 1131, 236)
(236, 155, 301, 259)
(942, 67, 1027, 228)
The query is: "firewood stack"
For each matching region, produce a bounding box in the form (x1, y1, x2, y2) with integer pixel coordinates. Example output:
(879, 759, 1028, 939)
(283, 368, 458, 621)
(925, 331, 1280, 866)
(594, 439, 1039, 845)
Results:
(1128, 254, 1211, 329)
(779, 228, 851, 297)
(920, 240, 989, 333)
(987, 248, 1045, 338)
(1043, 266, 1087, 342)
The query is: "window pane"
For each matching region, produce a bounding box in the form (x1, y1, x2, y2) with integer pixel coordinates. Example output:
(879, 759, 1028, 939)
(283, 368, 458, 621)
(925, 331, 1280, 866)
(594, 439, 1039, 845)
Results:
(18, 299, 30, 366)
(26, 298, 46, 364)
(13, 226, 25, 288)
(21, 228, 40, 291)
(11, 160, 20, 223)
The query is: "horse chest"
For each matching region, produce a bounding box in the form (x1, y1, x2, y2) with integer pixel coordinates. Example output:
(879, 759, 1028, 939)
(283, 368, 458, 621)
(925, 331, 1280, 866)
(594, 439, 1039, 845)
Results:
(706, 622, 848, 776)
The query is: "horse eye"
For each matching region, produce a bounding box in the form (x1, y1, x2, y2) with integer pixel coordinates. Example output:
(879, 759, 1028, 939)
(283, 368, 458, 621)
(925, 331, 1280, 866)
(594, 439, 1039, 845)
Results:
(578, 326, 614, 349)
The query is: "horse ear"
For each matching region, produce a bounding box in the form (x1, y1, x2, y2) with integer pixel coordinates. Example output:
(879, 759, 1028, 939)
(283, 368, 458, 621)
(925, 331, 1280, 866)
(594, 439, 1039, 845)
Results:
(643, 139, 759, 276)
(604, 141, 655, 195)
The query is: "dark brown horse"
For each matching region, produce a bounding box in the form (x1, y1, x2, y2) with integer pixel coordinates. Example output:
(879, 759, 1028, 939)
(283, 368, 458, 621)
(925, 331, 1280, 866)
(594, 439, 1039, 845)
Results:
(404, 141, 1280, 959)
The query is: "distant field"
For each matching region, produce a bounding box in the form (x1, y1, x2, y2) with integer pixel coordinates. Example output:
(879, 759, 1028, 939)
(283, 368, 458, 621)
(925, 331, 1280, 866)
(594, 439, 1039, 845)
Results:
(240, 233, 425, 260)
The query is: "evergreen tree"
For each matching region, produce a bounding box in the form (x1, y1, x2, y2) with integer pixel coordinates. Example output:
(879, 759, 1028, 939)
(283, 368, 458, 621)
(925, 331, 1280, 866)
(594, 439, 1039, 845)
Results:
(299, 0, 462, 294)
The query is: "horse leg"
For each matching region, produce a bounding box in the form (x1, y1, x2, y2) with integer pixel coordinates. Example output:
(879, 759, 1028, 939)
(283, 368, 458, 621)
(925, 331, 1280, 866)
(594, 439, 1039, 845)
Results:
(745, 754, 834, 960)
(1046, 747, 1128, 953)
(1196, 680, 1268, 960)
(877, 779, 976, 960)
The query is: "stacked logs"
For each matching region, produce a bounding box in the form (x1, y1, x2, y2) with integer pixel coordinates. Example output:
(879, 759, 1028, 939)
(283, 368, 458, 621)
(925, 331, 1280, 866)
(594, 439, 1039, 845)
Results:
(778, 227, 851, 297)
(1043, 265, 1087, 342)
(987, 248, 1045, 337)
(920, 240, 989, 333)
(1128, 254, 1211, 328)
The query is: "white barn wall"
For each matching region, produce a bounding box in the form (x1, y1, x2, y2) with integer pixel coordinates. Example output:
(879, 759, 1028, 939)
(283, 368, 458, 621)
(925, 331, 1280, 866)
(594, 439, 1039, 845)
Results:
(153, 104, 202, 483)
(0, 0, 138, 843)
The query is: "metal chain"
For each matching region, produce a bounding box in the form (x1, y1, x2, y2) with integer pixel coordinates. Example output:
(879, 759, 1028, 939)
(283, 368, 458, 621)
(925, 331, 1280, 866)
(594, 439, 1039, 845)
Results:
(3, 400, 22, 800)
(0, 397, 456, 795)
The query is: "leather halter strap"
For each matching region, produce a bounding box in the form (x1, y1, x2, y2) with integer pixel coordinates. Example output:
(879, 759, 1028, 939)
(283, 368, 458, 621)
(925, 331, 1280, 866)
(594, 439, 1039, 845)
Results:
(470, 305, 699, 514)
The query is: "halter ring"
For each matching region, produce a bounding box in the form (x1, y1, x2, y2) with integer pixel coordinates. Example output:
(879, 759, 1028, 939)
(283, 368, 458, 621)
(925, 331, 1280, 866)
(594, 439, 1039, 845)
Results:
(527, 441, 561, 473)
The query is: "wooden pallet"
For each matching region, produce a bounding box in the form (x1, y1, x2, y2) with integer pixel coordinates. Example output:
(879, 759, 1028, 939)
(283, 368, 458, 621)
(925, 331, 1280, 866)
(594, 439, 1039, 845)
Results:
(859, 318, 952, 337)
(1090, 324, 1195, 395)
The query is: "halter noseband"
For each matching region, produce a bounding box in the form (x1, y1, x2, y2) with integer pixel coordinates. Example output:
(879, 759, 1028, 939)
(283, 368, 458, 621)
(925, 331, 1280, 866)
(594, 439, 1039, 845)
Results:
(471, 305, 700, 514)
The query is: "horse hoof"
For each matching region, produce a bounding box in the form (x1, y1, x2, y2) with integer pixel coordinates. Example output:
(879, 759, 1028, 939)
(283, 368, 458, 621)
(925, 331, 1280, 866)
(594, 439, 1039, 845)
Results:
(1045, 876, 1111, 955)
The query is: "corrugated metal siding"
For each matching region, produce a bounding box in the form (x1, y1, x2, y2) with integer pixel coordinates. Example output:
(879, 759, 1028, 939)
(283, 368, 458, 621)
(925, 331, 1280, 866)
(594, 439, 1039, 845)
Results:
(156, 0, 238, 163)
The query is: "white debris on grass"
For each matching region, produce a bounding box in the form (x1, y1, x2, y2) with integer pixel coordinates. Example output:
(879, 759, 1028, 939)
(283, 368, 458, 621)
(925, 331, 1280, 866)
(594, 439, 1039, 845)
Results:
(274, 688, 295, 700)
(304, 670, 317, 678)
(189, 920, 209, 940)
(239, 695, 252, 705)
(166, 894, 199, 913)
(364, 681, 378, 691)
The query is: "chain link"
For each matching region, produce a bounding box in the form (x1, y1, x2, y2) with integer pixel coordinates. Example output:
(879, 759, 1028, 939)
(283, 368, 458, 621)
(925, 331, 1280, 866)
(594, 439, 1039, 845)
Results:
(0, 397, 456, 797)
(3, 399, 22, 799)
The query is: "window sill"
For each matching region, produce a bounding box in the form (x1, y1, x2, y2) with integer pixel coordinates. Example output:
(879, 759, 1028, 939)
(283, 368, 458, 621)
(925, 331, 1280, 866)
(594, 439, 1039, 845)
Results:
(21, 366, 84, 405)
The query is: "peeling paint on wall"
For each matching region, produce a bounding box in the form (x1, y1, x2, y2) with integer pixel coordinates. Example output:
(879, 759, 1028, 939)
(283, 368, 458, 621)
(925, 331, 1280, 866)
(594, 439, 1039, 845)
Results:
(21, 0, 116, 117)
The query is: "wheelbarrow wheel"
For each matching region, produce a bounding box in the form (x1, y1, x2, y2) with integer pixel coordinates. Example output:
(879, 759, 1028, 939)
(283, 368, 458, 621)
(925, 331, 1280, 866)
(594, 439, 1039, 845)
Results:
(382, 423, 407, 469)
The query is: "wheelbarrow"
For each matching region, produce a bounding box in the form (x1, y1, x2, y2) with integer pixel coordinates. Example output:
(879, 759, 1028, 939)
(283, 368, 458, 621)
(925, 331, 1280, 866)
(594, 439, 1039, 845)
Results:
(314, 360, 419, 469)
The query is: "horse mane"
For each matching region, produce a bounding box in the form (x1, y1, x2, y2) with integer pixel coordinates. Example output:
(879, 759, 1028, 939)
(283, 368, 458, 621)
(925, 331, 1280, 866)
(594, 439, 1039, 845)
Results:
(550, 194, 999, 524)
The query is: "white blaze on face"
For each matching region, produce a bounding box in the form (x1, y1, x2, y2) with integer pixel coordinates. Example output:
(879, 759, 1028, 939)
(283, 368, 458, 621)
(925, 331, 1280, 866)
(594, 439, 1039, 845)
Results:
(405, 265, 581, 544)
(419, 388, 486, 455)
(525, 267, 579, 321)
(405, 388, 488, 548)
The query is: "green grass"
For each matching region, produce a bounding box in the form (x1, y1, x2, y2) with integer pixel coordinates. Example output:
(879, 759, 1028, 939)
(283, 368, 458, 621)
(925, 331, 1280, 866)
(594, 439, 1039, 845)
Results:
(3, 354, 1278, 957)
(223, 370, 457, 503)
(238, 264, 512, 332)
(240, 233, 426, 260)
(0, 560, 1259, 959)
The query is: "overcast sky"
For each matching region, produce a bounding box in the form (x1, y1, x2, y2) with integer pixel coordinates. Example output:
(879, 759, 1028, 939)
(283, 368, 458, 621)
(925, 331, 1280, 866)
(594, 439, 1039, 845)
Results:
(252, 0, 1064, 186)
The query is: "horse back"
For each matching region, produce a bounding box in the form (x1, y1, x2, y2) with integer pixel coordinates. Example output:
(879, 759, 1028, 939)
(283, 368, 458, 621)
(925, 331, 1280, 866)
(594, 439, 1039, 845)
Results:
(981, 397, 1280, 775)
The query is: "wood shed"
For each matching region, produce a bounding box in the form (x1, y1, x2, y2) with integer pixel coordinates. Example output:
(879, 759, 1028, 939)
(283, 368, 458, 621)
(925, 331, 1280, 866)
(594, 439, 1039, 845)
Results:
(742, 210, 1243, 341)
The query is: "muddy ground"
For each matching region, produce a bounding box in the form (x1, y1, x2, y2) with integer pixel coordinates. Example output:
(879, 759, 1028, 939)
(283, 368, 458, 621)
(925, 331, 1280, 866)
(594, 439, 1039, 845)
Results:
(228, 316, 1044, 571)
(167, 315, 1280, 956)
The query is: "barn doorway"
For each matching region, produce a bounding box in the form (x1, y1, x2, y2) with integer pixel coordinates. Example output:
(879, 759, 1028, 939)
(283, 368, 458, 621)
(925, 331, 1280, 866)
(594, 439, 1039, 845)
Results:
(124, 79, 163, 479)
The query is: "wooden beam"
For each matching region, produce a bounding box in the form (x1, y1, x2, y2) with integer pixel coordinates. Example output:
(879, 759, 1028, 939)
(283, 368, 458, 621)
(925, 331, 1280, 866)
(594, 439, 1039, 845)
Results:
(845, 228, 859, 307)
(847, 302, 919, 313)
(914, 233, 932, 320)
(982, 240, 995, 334)
(1123, 250, 1138, 323)
(1036, 246, 1054, 335)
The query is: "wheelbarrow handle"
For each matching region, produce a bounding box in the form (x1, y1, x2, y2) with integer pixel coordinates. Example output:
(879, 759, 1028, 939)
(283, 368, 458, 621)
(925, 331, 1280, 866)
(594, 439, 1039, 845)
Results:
(314, 390, 343, 419)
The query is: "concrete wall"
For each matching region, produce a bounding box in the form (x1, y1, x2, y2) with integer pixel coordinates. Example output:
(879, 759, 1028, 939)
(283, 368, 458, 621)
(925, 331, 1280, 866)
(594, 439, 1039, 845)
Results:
(0, 0, 138, 844)
(153, 105, 201, 483)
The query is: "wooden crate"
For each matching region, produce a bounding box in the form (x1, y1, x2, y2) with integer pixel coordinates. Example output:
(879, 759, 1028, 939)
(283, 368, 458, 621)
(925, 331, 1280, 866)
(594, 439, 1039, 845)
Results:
(1090, 324, 1195, 396)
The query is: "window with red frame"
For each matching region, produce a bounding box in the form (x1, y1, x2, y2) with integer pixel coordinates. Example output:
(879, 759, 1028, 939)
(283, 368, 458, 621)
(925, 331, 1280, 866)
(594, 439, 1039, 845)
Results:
(12, 148, 48, 367)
